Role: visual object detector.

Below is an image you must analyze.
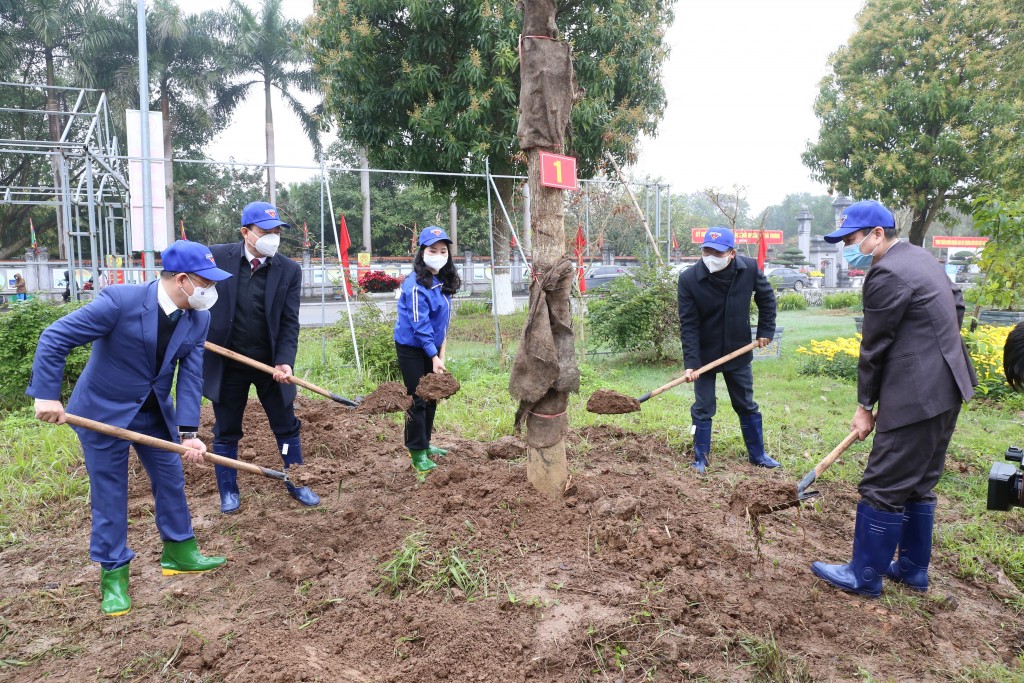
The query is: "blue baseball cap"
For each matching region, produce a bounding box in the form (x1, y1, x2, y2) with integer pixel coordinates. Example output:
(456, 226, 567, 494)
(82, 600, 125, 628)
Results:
(418, 226, 451, 247)
(161, 240, 232, 281)
(241, 201, 290, 230)
(701, 226, 735, 252)
(824, 200, 895, 243)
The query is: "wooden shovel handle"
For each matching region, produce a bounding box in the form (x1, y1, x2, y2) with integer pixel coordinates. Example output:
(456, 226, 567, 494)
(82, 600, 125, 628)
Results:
(641, 341, 759, 402)
(204, 341, 330, 399)
(814, 428, 861, 477)
(63, 413, 287, 480)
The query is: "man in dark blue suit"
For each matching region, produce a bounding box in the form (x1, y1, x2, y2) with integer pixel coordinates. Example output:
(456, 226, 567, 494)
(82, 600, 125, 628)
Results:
(27, 240, 232, 617)
(203, 201, 319, 513)
(677, 226, 779, 473)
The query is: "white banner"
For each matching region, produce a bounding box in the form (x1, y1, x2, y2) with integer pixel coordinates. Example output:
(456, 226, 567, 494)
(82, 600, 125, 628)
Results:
(126, 109, 168, 252)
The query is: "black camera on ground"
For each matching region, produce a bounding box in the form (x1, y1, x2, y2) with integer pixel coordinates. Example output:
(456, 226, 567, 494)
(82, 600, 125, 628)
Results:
(988, 446, 1024, 511)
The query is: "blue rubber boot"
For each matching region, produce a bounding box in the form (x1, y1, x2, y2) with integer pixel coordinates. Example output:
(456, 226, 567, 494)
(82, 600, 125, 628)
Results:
(213, 442, 240, 514)
(278, 437, 320, 507)
(739, 412, 781, 469)
(884, 501, 935, 591)
(692, 420, 711, 474)
(811, 501, 903, 598)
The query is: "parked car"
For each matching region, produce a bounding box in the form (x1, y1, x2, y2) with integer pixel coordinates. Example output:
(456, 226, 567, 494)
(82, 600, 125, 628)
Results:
(765, 267, 809, 291)
(584, 264, 634, 291)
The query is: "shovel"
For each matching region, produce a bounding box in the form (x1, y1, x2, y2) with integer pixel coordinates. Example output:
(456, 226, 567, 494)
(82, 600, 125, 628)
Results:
(64, 413, 289, 481)
(637, 341, 759, 403)
(204, 341, 359, 407)
(795, 428, 861, 501)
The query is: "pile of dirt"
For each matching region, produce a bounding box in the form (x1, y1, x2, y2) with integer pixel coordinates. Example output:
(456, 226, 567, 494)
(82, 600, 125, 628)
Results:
(415, 372, 461, 401)
(356, 381, 413, 415)
(585, 388, 641, 414)
(1, 402, 1022, 682)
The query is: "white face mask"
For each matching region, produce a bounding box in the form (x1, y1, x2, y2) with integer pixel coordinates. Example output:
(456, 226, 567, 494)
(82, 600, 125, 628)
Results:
(703, 254, 731, 273)
(252, 233, 280, 257)
(423, 253, 449, 272)
(181, 275, 218, 311)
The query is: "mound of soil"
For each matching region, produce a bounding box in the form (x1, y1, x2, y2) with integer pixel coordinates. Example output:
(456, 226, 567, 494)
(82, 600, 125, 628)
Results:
(357, 381, 413, 414)
(1, 403, 1021, 682)
(415, 372, 461, 401)
(586, 389, 641, 414)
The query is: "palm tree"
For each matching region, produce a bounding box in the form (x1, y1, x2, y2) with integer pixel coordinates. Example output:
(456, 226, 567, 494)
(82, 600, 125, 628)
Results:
(219, 0, 322, 204)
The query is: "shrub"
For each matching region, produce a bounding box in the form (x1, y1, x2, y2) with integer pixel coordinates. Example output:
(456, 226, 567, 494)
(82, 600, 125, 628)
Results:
(961, 323, 1016, 401)
(823, 292, 862, 310)
(847, 269, 866, 277)
(587, 263, 678, 361)
(331, 304, 401, 382)
(358, 270, 402, 293)
(797, 334, 862, 381)
(777, 293, 808, 311)
(0, 300, 88, 408)
(455, 299, 490, 316)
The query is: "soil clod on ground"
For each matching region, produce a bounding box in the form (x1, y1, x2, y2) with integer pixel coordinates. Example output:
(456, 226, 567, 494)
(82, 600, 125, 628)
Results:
(485, 435, 526, 460)
(356, 381, 413, 414)
(729, 478, 800, 518)
(586, 389, 642, 414)
(415, 372, 461, 401)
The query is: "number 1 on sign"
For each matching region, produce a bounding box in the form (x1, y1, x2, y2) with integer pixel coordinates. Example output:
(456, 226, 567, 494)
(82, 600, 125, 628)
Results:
(553, 160, 562, 184)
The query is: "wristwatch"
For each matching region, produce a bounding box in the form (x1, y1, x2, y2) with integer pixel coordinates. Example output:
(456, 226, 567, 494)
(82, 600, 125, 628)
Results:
(858, 403, 874, 412)
(178, 431, 198, 441)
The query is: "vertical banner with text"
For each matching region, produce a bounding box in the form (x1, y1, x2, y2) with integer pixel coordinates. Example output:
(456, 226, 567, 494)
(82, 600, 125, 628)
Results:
(126, 109, 169, 252)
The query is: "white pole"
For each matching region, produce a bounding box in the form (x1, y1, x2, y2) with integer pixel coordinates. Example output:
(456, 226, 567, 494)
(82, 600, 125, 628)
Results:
(322, 162, 362, 378)
(137, 0, 154, 280)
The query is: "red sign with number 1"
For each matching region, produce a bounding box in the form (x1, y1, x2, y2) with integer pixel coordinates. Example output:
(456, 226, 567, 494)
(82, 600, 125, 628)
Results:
(539, 151, 578, 190)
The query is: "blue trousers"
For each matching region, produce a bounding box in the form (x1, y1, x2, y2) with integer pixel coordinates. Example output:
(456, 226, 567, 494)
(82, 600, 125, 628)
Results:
(80, 408, 193, 570)
(689, 363, 758, 423)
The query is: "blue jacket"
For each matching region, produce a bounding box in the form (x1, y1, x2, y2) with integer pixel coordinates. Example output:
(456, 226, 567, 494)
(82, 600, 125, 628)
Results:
(394, 273, 452, 358)
(26, 281, 209, 446)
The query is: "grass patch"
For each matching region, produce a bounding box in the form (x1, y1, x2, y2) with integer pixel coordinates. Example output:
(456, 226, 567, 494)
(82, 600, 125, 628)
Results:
(735, 627, 813, 682)
(373, 531, 490, 601)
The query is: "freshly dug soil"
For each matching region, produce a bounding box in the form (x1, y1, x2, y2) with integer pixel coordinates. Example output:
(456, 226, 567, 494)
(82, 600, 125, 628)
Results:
(729, 478, 801, 518)
(1, 403, 1021, 682)
(585, 389, 641, 414)
(415, 372, 461, 401)
(357, 381, 413, 414)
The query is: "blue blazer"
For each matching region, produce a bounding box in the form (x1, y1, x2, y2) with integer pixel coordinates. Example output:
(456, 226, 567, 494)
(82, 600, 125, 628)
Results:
(202, 241, 301, 404)
(26, 281, 209, 446)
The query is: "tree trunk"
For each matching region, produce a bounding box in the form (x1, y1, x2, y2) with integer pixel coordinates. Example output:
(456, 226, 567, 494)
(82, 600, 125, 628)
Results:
(161, 88, 175, 245)
(908, 196, 943, 247)
(45, 48, 66, 259)
(265, 78, 275, 204)
(359, 147, 371, 252)
(491, 174, 515, 315)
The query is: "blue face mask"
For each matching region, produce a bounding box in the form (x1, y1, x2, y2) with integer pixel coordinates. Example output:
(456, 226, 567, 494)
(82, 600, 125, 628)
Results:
(843, 233, 876, 269)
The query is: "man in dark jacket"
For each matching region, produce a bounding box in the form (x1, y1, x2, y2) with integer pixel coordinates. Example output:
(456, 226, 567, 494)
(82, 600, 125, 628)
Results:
(811, 200, 977, 598)
(677, 226, 778, 473)
(203, 201, 319, 513)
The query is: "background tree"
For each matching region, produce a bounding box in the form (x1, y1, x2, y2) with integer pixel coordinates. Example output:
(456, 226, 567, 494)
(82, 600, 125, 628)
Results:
(306, 0, 673, 314)
(773, 245, 810, 268)
(762, 193, 835, 240)
(803, 0, 1024, 246)
(221, 0, 322, 204)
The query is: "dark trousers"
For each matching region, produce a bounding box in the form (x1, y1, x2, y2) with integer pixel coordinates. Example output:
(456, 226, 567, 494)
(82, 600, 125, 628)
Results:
(859, 404, 961, 512)
(396, 342, 436, 451)
(212, 362, 301, 447)
(690, 364, 758, 423)
(80, 407, 193, 570)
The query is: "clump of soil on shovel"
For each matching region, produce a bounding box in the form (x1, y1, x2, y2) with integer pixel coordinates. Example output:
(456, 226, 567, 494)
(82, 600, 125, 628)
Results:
(586, 389, 641, 415)
(729, 479, 801, 554)
(356, 381, 413, 415)
(415, 372, 461, 401)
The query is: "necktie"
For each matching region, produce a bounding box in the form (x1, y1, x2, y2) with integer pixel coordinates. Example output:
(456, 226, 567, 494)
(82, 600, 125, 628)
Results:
(168, 309, 182, 323)
(251, 258, 261, 272)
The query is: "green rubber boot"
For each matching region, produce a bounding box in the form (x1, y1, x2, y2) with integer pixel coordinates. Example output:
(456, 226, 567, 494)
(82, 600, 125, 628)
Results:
(160, 538, 226, 576)
(410, 449, 437, 472)
(427, 445, 447, 458)
(100, 564, 131, 617)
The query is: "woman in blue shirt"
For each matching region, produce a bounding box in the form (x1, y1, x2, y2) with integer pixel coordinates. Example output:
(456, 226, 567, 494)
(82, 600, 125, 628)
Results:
(394, 226, 460, 472)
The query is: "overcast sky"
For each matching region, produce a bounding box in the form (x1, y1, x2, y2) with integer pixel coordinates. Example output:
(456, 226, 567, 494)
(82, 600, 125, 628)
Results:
(176, 0, 866, 212)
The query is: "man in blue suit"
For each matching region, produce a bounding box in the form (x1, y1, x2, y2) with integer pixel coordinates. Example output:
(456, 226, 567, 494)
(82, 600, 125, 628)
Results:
(27, 240, 232, 617)
(202, 201, 319, 513)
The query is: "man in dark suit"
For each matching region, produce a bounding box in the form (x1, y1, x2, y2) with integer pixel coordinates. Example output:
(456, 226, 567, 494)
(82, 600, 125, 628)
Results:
(678, 226, 779, 474)
(28, 240, 231, 616)
(812, 200, 977, 598)
(203, 201, 319, 513)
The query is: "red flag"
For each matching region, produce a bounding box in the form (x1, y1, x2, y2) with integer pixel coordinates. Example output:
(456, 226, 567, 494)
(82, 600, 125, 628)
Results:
(29, 217, 39, 253)
(302, 222, 310, 248)
(339, 215, 353, 296)
(671, 230, 679, 250)
(573, 225, 587, 292)
(179, 219, 187, 240)
(756, 227, 767, 271)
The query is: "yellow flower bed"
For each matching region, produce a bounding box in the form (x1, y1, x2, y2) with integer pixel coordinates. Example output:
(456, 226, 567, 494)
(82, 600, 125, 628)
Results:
(796, 334, 862, 361)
